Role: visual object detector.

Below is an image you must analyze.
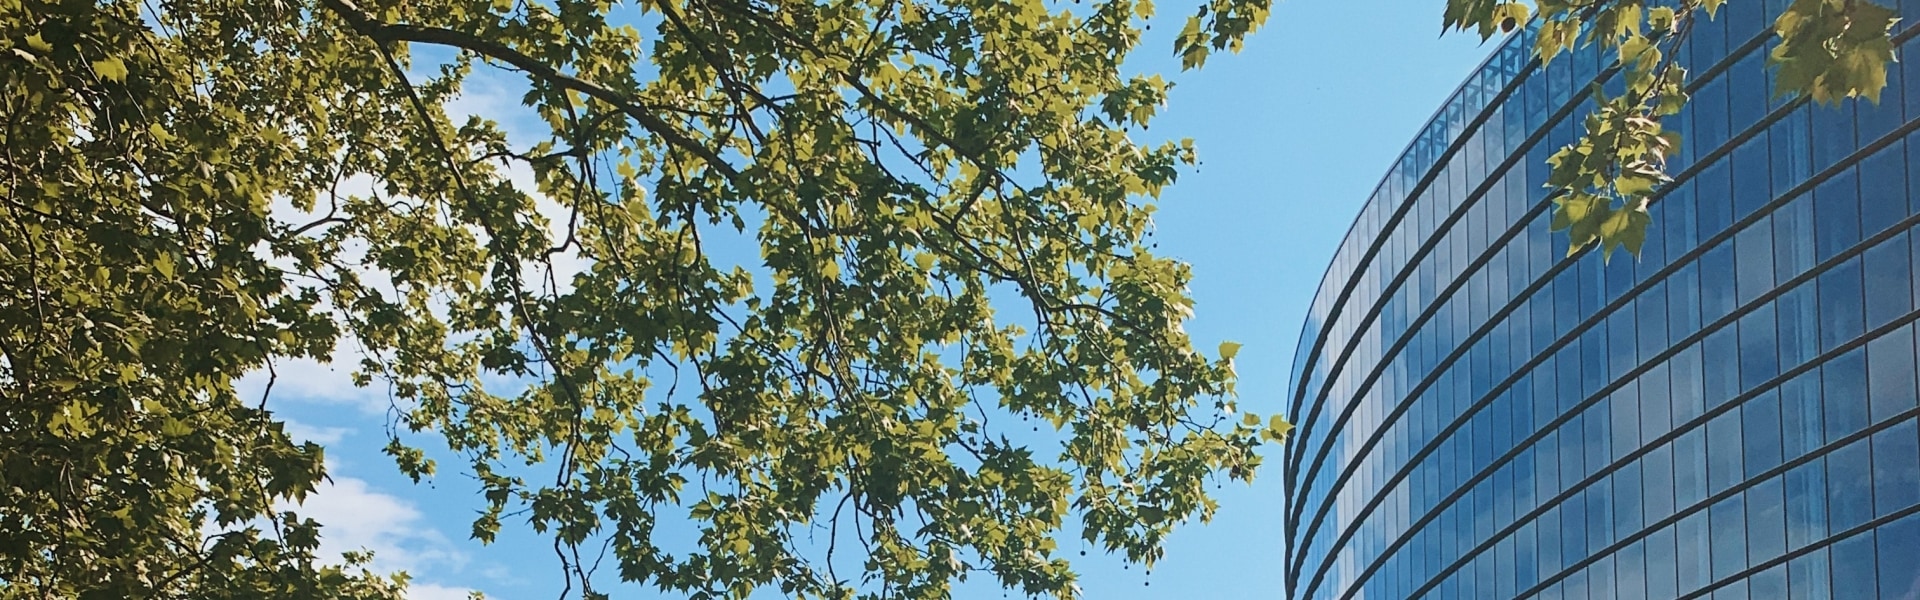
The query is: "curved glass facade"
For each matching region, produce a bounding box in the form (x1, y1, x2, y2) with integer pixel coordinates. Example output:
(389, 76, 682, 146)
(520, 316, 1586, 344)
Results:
(1282, 3, 1920, 600)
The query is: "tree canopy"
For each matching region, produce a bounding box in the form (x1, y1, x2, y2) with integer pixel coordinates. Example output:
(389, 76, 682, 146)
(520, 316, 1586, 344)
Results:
(0, 0, 1899, 599)
(0, 0, 1283, 598)
(1443, 0, 1901, 261)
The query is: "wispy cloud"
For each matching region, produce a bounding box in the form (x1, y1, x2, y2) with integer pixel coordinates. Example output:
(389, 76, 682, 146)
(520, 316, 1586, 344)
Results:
(279, 467, 484, 599)
(288, 472, 466, 576)
(283, 419, 353, 445)
(407, 582, 482, 600)
(236, 343, 391, 415)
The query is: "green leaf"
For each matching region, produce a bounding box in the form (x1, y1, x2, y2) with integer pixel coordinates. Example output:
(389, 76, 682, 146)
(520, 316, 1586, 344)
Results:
(154, 252, 175, 278)
(1267, 415, 1294, 442)
(1218, 340, 1242, 360)
(91, 56, 127, 83)
(1649, 7, 1677, 32)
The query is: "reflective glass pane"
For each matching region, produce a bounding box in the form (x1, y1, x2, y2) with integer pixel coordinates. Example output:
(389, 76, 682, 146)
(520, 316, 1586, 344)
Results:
(1868, 325, 1918, 423)
(1748, 475, 1788, 565)
(1877, 513, 1920, 599)
(1828, 438, 1875, 533)
(1830, 531, 1879, 600)
(1872, 420, 1920, 517)
(1859, 142, 1908, 237)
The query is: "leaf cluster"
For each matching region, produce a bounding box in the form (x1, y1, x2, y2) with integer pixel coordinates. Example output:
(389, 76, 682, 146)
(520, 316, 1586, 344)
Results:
(1444, 0, 1900, 260)
(2, 1, 413, 598)
(0, 0, 1291, 598)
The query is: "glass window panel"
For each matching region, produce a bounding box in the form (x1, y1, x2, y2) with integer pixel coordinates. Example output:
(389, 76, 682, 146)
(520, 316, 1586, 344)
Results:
(1775, 197, 1819, 281)
(1579, 259, 1605, 331)
(1828, 437, 1875, 533)
(1613, 384, 1641, 458)
(1677, 511, 1712, 595)
(1748, 475, 1789, 564)
(1582, 480, 1612, 553)
(1611, 311, 1639, 383)
(1909, 132, 1920, 219)
(1728, 49, 1769, 125)
(1676, 427, 1710, 509)
(1876, 513, 1920, 599)
(1830, 531, 1879, 600)
(1864, 232, 1913, 330)
(1563, 558, 1589, 600)
(1789, 546, 1833, 600)
(1695, 79, 1732, 154)
(1773, 109, 1813, 197)
(1781, 370, 1826, 458)
(1709, 409, 1747, 495)
(1912, 225, 1920, 313)
(1820, 258, 1867, 353)
(1815, 168, 1863, 263)
(1733, 135, 1773, 220)
(1787, 457, 1831, 549)
(1810, 99, 1858, 173)
(1700, 160, 1735, 240)
(1646, 525, 1679, 599)
(1858, 68, 1905, 143)
(1539, 427, 1562, 505)
(1904, 35, 1920, 118)
(1563, 411, 1590, 487)
(1517, 521, 1541, 592)
(1615, 461, 1644, 534)
(1872, 420, 1920, 517)
(1540, 504, 1564, 581)
(1585, 553, 1615, 600)
(1642, 365, 1674, 440)
(1672, 261, 1705, 341)
(1746, 390, 1785, 477)
(1563, 489, 1588, 564)
(1644, 440, 1677, 522)
(1703, 242, 1740, 326)
(1751, 565, 1790, 600)
(1737, 217, 1777, 305)
(1639, 285, 1671, 360)
(1717, 579, 1750, 600)
(1668, 182, 1703, 255)
(1741, 304, 1782, 392)
(1694, 5, 1728, 60)
(1868, 325, 1917, 423)
(1824, 348, 1871, 442)
(1778, 280, 1822, 370)
(1617, 538, 1648, 600)
(1859, 141, 1908, 237)
(1706, 326, 1742, 408)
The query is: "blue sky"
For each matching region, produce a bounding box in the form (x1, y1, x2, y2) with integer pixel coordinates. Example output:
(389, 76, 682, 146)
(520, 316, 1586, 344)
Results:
(257, 2, 1495, 598)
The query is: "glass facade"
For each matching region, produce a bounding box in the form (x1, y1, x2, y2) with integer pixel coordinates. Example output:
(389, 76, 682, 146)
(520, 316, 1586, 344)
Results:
(1281, 3, 1920, 600)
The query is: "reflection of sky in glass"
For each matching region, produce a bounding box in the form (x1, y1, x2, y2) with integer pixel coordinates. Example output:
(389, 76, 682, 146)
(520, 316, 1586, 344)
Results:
(1282, 3, 1920, 599)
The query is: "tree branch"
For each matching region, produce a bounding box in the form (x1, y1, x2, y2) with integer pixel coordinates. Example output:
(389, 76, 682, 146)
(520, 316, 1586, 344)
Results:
(312, 0, 741, 180)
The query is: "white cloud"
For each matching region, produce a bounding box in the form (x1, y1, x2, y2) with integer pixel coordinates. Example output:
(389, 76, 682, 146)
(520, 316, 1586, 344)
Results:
(407, 582, 482, 600)
(198, 464, 481, 599)
(287, 471, 465, 576)
(283, 419, 353, 445)
(237, 342, 393, 415)
(478, 563, 527, 587)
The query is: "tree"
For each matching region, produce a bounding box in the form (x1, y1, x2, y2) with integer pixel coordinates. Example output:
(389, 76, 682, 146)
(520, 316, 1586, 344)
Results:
(0, 0, 1289, 598)
(1441, 0, 1901, 260)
